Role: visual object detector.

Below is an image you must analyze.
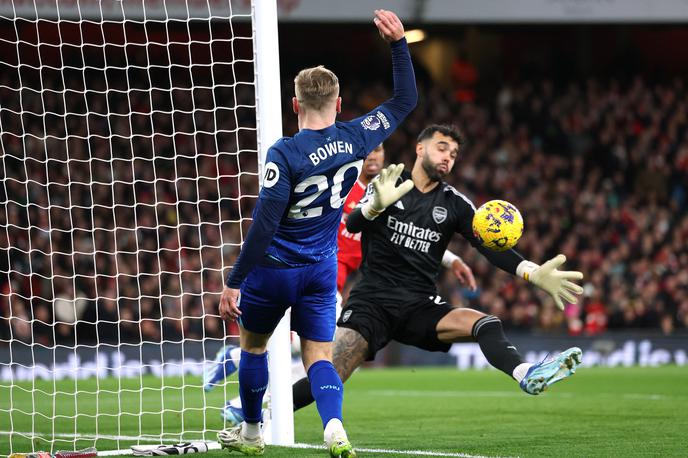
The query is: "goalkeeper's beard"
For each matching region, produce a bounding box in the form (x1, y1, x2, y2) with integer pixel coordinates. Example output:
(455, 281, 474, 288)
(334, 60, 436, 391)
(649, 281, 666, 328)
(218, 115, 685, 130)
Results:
(422, 155, 448, 182)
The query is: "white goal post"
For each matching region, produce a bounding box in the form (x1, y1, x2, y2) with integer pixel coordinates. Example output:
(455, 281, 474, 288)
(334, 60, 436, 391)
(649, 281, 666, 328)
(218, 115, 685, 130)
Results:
(0, 0, 293, 455)
(252, 0, 294, 448)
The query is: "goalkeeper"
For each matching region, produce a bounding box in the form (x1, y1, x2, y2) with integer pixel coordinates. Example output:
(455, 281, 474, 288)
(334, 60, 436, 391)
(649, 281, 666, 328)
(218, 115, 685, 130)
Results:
(291, 124, 585, 411)
(205, 142, 478, 426)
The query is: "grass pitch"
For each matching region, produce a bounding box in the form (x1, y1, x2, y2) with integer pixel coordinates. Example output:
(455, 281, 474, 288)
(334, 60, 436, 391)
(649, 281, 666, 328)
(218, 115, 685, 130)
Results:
(1, 366, 687, 457)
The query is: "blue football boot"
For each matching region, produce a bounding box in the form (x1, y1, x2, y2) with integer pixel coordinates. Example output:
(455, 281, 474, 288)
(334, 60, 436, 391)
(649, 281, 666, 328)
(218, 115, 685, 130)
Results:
(520, 347, 582, 395)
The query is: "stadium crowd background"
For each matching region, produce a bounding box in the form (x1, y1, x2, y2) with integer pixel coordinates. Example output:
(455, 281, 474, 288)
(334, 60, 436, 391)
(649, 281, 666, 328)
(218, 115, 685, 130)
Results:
(335, 75, 688, 339)
(1, 22, 687, 347)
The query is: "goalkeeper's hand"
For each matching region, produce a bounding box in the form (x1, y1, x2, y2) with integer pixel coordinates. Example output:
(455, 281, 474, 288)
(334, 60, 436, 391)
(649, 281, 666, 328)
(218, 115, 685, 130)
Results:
(361, 163, 414, 220)
(517, 254, 584, 310)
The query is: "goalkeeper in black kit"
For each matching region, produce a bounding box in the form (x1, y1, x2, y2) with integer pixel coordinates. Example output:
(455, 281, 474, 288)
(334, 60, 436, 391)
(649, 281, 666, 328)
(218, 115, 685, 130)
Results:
(292, 124, 585, 410)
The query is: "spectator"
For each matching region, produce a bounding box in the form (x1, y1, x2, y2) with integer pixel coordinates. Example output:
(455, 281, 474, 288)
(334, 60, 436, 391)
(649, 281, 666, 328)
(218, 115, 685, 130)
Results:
(1, 34, 687, 342)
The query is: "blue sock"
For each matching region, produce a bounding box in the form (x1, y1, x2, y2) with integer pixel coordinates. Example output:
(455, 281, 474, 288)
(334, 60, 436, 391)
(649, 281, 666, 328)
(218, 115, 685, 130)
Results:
(308, 360, 343, 428)
(238, 350, 268, 423)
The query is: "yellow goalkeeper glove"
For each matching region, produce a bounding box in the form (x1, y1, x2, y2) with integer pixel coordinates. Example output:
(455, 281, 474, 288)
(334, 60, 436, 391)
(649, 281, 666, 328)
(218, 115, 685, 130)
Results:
(361, 163, 414, 220)
(517, 254, 584, 310)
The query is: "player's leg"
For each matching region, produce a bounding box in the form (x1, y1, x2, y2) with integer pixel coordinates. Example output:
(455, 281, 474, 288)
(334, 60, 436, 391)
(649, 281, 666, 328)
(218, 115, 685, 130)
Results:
(434, 302, 582, 395)
(300, 339, 356, 458)
(300, 339, 339, 424)
(435, 306, 527, 378)
(207, 331, 304, 394)
(204, 344, 250, 428)
(293, 257, 356, 457)
(221, 344, 307, 427)
(204, 344, 241, 391)
(217, 326, 270, 455)
(237, 327, 271, 424)
(292, 327, 369, 410)
(218, 265, 295, 455)
(293, 286, 393, 413)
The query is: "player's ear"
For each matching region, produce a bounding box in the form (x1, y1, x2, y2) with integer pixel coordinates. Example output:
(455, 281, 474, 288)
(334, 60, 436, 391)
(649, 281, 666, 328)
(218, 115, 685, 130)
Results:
(416, 141, 424, 157)
(292, 97, 299, 114)
(335, 97, 342, 113)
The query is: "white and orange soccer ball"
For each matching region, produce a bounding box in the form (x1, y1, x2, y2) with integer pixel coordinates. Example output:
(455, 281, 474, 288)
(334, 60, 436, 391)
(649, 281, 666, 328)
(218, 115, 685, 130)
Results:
(472, 199, 524, 251)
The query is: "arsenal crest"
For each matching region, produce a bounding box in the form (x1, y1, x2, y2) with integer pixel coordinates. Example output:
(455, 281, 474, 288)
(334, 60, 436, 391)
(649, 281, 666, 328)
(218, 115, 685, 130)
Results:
(432, 206, 447, 224)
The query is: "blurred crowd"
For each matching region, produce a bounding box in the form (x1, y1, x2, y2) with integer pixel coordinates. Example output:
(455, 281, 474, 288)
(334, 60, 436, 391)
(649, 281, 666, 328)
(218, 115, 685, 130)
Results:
(330, 76, 688, 337)
(422, 77, 688, 336)
(1, 40, 687, 346)
(0, 31, 258, 346)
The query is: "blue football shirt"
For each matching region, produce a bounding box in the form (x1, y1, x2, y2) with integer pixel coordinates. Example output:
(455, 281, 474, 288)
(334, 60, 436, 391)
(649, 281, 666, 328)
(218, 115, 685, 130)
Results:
(226, 38, 416, 288)
(261, 110, 400, 265)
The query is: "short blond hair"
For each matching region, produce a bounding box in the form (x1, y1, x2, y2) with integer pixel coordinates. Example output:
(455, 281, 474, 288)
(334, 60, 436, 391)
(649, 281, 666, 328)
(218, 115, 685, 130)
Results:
(294, 65, 339, 111)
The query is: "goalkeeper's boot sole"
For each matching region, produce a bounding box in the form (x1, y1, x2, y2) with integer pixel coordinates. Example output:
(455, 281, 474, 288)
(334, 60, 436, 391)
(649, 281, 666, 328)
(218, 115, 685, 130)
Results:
(520, 347, 582, 395)
(222, 403, 246, 427)
(204, 344, 238, 392)
(327, 436, 356, 458)
(217, 426, 264, 456)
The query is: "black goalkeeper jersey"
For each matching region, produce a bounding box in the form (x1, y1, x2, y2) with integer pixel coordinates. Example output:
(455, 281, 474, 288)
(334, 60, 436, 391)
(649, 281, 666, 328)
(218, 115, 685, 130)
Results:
(347, 172, 524, 293)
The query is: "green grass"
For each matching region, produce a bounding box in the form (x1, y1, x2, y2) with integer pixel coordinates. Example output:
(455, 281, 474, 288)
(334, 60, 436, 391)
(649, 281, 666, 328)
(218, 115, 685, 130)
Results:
(1, 366, 687, 457)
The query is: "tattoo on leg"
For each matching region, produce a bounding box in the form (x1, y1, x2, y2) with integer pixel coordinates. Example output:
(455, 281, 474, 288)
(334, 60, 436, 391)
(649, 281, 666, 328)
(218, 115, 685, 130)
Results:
(333, 328, 368, 382)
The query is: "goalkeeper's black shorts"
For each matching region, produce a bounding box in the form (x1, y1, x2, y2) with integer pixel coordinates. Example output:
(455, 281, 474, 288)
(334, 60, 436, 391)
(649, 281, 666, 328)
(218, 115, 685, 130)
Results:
(337, 283, 456, 361)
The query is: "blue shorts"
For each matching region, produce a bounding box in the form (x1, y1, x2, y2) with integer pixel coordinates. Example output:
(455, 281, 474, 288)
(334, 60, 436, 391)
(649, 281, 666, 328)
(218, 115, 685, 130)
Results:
(238, 256, 338, 342)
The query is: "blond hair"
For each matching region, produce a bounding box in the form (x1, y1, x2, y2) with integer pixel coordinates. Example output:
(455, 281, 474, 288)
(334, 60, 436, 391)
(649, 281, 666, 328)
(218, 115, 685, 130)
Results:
(294, 65, 339, 111)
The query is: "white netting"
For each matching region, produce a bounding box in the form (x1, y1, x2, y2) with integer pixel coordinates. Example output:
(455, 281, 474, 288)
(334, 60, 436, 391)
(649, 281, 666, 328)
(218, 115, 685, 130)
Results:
(0, 1, 260, 454)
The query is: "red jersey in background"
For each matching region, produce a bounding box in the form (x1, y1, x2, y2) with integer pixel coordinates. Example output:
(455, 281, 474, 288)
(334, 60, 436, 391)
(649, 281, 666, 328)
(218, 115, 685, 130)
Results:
(336, 179, 366, 290)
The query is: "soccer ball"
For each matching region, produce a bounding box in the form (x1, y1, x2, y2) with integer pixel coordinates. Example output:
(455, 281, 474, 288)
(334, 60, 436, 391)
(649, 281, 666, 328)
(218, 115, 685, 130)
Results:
(472, 200, 524, 251)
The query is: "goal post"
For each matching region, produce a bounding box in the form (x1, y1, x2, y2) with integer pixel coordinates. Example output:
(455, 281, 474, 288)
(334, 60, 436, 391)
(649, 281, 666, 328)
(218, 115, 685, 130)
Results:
(252, 0, 295, 448)
(0, 0, 292, 455)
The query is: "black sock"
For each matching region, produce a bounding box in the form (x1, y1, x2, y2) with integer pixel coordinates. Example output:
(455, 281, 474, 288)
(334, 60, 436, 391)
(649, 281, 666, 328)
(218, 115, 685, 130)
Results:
(292, 376, 315, 411)
(472, 315, 524, 378)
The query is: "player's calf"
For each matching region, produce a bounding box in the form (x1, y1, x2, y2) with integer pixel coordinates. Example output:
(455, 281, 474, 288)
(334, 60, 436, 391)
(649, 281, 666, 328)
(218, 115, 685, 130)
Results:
(469, 314, 525, 377)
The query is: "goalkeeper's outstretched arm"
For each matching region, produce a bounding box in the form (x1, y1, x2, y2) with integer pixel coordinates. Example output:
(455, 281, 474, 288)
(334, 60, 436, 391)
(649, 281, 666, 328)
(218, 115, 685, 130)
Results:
(515, 254, 584, 310)
(461, 217, 584, 310)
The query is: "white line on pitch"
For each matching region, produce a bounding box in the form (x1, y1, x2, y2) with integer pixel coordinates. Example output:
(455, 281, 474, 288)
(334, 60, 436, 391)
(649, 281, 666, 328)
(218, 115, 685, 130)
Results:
(365, 389, 674, 400)
(4, 432, 511, 458)
(289, 442, 513, 457)
(363, 389, 563, 398)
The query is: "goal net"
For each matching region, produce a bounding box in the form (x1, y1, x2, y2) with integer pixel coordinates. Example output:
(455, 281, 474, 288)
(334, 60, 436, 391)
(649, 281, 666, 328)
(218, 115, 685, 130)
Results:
(0, 1, 288, 455)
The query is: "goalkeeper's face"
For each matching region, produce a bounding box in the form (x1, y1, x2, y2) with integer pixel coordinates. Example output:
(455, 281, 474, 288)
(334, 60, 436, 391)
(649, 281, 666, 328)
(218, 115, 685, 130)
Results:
(419, 132, 459, 182)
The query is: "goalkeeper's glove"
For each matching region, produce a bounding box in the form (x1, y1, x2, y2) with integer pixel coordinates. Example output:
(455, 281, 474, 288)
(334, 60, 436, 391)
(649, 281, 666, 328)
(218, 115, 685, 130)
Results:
(361, 163, 414, 220)
(517, 254, 584, 310)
